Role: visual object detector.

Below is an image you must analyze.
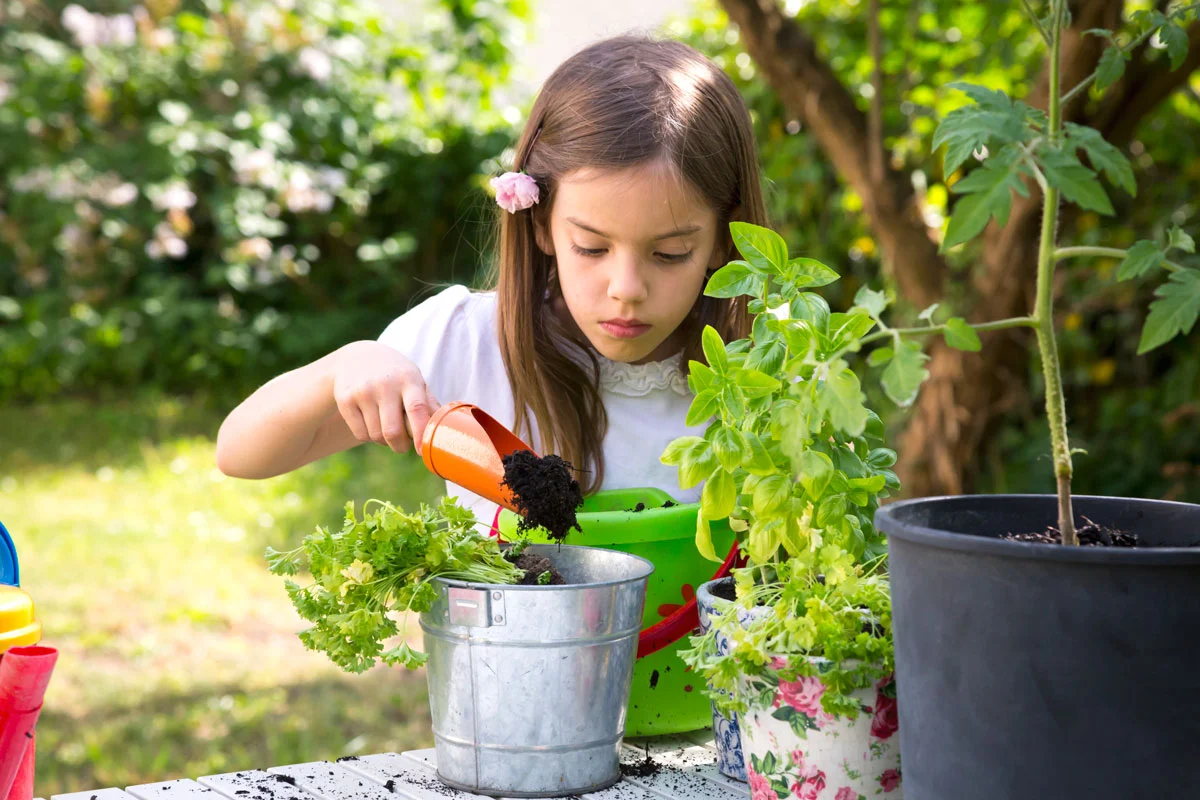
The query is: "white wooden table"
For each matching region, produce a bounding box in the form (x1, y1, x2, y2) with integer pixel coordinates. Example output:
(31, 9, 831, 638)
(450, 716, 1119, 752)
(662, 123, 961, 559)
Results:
(47, 733, 749, 800)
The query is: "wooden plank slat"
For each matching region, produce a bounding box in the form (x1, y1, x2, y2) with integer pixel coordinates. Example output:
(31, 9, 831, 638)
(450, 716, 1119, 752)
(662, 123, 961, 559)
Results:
(197, 770, 315, 800)
(52, 789, 136, 800)
(267, 762, 393, 800)
(619, 740, 747, 800)
(336, 753, 499, 800)
(126, 779, 220, 800)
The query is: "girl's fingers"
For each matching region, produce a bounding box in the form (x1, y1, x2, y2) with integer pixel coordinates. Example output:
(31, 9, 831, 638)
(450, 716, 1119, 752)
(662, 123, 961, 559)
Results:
(337, 397, 370, 444)
(357, 396, 385, 446)
(378, 396, 412, 454)
(404, 389, 436, 456)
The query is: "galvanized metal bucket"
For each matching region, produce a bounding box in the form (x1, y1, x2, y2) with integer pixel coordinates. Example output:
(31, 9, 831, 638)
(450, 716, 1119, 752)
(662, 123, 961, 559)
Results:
(420, 544, 654, 797)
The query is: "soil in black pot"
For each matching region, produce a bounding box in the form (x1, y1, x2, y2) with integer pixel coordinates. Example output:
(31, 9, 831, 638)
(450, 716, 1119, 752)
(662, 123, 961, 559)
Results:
(507, 548, 567, 585)
(501, 450, 583, 540)
(1003, 516, 1141, 547)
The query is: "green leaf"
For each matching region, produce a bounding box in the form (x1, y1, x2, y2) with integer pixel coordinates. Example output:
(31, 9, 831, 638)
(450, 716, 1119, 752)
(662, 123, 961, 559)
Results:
(681, 441, 720, 489)
(705, 260, 766, 298)
(1137, 269, 1200, 353)
(1117, 240, 1165, 280)
(946, 81, 1015, 111)
(743, 432, 776, 475)
(687, 361, 717, 393)
(753, 474, 792, 516)
(867, 346, 893, 367)
(1168, 225, 1195, 254)
(790, 292, 831, 330)
(943, 147, 1028, 248)
(817, 360, 868, 436)
(265, 546, 300, 576)
(918, 303, 940, 323)
(685, 391, 720, 426)
(854, 285, 889, 320)
(1063, 123, 1136, 196)
(1094, 45, 1128, 91)
(746, 339, 786, 376)
(944, 317, 982, 351)
(712, 426, 750, 470)
(739, 369, 782, 399)
(881, 340, 930, 407)
(933, 84, 1026, 176)
(1038, 148, 1114, 215)
(702, 325, 728, 375)
(702, 469, 736, 520)
(695, 512, 719, 563)
(798, 449, 834, 498)
(1160, 22, 1190, 71)
(784, 257, 839, 289)
(825, 310, 877, 351)
(730, 222, 788, 273)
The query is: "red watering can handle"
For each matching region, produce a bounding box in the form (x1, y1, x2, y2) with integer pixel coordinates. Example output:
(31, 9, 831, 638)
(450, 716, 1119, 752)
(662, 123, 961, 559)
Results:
(636, 542, 741, 659)
(488, 508, 742, 659)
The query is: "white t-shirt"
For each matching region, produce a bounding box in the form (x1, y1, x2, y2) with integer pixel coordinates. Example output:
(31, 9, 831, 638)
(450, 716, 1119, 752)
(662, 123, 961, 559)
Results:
(377, 284, 704, 526)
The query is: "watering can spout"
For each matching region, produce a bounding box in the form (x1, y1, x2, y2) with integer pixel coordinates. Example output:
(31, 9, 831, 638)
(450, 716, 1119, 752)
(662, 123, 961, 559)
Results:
(420, 402, 536, 515)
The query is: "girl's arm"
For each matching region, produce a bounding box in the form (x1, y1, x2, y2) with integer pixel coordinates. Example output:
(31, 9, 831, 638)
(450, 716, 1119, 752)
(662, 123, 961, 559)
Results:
(216, 340, 439, 479)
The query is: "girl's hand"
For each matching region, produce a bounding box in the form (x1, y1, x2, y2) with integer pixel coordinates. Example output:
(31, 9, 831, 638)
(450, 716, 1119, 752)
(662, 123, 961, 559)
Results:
(332, 341, 441, 454)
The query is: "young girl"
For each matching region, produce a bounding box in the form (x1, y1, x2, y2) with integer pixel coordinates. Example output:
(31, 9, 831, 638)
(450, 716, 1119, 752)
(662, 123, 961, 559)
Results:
(216, 34, 769, 528)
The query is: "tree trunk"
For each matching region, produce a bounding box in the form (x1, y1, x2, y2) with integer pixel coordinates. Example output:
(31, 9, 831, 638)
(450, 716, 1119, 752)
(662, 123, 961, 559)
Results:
(718, 0, 1193, 496)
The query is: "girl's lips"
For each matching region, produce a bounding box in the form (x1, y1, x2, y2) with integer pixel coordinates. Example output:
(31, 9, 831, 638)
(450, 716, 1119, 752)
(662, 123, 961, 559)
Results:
(600, 321, 651, 339)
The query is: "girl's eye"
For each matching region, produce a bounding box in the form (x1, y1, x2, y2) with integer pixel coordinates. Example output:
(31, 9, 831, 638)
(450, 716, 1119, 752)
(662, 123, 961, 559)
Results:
(656, 251, 693, 264)
(571, 244, 606, 257)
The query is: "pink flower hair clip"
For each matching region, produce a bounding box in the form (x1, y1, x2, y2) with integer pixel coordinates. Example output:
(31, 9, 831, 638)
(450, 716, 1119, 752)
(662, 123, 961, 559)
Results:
(490, 171, 540, 213)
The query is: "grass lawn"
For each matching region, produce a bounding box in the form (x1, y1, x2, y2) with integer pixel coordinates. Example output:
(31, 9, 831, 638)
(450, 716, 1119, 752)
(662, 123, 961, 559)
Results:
(0, 395, 446, 797)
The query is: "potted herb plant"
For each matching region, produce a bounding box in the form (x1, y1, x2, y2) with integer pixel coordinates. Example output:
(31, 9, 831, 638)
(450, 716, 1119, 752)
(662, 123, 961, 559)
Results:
(662, 222, 903, 797)
(858, 3, 1200, 798)
(266, 496, 655, 797)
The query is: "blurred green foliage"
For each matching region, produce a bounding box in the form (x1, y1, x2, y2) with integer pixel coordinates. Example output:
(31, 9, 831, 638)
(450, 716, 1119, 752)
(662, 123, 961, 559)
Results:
(2, 393, 445, 794)
(0, 0, 526, 402)
(672, 0, 1200, 502)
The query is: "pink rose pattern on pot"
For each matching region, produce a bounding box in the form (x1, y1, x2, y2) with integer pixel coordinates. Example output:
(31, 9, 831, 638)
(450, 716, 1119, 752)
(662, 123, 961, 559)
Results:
(778, 675, 826, 717)
(748, 766, 779, 800)
(879, 768, 902, 793)
(739, 662, 901, 799)
(870, 675, 899, 742)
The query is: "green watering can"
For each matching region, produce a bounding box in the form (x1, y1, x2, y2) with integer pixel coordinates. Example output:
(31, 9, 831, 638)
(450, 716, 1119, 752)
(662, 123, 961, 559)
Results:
(498, 487, 738, 736)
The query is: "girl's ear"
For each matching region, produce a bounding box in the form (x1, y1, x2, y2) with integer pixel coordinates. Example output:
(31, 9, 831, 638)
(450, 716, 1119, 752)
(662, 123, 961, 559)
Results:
(534, 216, 556, 257)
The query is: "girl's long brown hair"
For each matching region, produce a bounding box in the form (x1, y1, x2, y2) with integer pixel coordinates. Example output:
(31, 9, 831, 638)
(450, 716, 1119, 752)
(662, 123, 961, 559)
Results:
(484, 34, 769, 495)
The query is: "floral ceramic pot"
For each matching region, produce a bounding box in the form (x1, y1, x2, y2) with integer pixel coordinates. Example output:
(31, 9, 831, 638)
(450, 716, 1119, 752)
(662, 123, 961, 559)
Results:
(696, 577, 768, 781)
(739, 661, 902, 800)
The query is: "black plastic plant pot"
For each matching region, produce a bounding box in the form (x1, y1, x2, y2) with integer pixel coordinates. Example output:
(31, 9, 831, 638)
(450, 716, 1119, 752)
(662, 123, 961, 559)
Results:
(874, 494, 1200, 800)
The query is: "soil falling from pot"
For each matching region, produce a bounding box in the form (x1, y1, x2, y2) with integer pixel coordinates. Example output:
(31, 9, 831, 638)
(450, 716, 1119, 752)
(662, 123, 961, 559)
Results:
(501, 450, 583, 540)
(1003, 517, 1142, 547)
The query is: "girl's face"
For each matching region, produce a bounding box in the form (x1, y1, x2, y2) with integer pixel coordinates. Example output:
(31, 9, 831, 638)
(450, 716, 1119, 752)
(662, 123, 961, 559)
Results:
(538, 159, 723, 364)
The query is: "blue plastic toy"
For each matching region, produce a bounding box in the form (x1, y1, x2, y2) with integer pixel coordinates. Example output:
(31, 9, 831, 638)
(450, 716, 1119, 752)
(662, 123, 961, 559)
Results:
(0, 522, 20, 586)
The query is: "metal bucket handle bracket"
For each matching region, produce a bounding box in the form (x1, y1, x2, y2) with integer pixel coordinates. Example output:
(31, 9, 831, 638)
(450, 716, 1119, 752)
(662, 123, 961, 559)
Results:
(448, 587, 506, 627)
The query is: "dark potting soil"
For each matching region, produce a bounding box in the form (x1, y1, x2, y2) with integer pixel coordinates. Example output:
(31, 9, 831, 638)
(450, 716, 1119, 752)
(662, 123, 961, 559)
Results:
(624, 501, 678, 512)
(620, 745, 661, 779)
(711, 581, 736, 602)
(501, 450, 583, 540)
(507, 549, 567, 585)
(1003, 517, 1142, 547)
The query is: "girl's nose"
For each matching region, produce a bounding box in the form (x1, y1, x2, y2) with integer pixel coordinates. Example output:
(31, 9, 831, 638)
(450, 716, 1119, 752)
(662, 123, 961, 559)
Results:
(607, 254, 648, 305)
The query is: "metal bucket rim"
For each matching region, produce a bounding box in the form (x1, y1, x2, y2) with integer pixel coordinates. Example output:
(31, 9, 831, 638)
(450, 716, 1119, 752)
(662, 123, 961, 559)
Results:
(435, 542, 655, 590)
